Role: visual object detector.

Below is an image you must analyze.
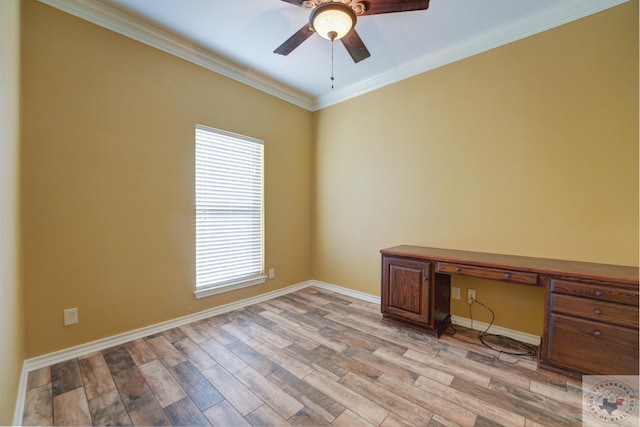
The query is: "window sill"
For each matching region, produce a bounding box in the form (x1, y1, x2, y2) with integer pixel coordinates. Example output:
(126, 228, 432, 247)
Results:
(194, 275, 267, 299)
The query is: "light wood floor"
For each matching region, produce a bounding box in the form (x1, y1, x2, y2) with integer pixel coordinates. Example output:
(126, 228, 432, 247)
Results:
(22, 287, 583, 426)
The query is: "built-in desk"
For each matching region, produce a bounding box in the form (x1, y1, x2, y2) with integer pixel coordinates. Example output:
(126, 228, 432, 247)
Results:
(380, 245, 639, 376)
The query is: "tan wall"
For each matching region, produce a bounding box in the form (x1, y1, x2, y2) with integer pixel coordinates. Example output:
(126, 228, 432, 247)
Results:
(20, 0, 639, 357)
(312, 1, 639, 335)
(0, 0, 24, 423)
(22, 0, 312, 357)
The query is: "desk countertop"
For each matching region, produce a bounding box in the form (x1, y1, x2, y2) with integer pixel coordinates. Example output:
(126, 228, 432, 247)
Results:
(381, 245, 639, 285)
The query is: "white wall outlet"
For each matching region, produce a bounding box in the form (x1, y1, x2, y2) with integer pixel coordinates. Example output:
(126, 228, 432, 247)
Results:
(64, 307, 78, 326)
(467, 289, 476, 304)
(268, 268, 275, 279)
(451, 287, 460, 300)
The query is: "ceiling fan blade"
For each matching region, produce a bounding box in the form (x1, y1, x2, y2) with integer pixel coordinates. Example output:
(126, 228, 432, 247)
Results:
(274, 24, 315, 56)
(280, 0, 304, 6)
(341, 29, 371, 63)
(361, 0, 430, 15)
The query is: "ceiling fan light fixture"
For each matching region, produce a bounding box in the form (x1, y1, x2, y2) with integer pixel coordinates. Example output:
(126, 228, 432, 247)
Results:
(310, 2, 356, 41)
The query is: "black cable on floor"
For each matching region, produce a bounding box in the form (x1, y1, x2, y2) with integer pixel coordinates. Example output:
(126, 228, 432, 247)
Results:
(469, 298, 536, 357)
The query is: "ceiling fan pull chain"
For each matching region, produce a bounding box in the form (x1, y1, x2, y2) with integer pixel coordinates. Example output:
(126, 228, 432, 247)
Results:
(328, 30, 338, 89)
(331, 38, 335, 89)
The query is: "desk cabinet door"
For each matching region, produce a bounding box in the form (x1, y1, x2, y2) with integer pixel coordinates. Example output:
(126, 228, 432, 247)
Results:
(382, 256, 431, 325)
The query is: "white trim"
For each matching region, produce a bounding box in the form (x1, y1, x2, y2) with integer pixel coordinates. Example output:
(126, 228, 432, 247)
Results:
(16, 282, 540, 370)
(194, 275, 267, 299)
(310, 281, 541, 346)
(315, 0, 630, 109)
(14, 280, 313, 424)
(17, 280, 375, 375)
(37, 0, 315, 111)
(10, 280, 368, 424)
(451, 315, 541, 346)
(14, 279, 541, 422)
(13, 362, 28, 426)
(310, 279, 381, 304)
(21, 280, 313, 373)
(37, 0, 627, 112)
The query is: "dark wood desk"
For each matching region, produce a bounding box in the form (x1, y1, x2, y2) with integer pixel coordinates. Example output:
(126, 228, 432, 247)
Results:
(380, 245, 639, 376)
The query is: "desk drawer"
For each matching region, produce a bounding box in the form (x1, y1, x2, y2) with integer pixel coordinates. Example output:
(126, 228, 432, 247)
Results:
(547, 313, 639, 375)
(551, 279, 637, 305)
(438, 262, 538, 286)
(551, 294, 639, 328)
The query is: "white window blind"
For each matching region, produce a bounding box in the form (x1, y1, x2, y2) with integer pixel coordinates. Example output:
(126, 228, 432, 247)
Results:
(195, 125, 264, 298)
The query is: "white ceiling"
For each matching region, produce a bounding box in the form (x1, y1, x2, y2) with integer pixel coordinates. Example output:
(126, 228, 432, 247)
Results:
(41, 0, 627, 110)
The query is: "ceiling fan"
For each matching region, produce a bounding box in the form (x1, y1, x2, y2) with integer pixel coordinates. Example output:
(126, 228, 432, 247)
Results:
(274, 0, 431, 63)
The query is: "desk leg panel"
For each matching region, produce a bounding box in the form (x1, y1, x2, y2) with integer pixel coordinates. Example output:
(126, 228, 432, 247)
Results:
(433, 272, 451, 335)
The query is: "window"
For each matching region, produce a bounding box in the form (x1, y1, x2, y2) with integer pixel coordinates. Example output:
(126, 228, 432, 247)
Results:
(195, 125, 265, 298)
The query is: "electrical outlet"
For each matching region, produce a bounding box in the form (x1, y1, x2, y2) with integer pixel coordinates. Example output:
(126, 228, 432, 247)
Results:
(451, 287, 460, 300)
(268, 268, 275, 279)
(64, 307, 78, 326)
(467, 289, 476, 304)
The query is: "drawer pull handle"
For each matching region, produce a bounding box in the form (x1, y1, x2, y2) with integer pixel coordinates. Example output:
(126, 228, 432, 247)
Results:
(504, 272, 511, 279)
(595, 290, 603, 297)
(594, 309, 602, 315)
(593, 330, 602, 337)
(423, 276, 428, 281)
(455, 267, 461, 273)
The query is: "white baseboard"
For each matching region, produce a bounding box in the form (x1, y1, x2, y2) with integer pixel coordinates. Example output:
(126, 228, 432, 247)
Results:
(12, 362, 28, 426)
(14, 280, 315, 425)
(23, 280, 315, 372)
(310, 280, 381, 304)
(13, 279, 539, 425)
(310, 280, 540, 346)
(451, 315, 541, 346)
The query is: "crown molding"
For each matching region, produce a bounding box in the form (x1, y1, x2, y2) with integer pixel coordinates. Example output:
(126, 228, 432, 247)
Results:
(38, 0, 316, 110)
(314, 0, 629, 109)
(39, 0, 627, 112)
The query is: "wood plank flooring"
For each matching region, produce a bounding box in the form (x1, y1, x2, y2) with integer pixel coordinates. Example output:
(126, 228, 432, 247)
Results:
(22, 287, 583, 426)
